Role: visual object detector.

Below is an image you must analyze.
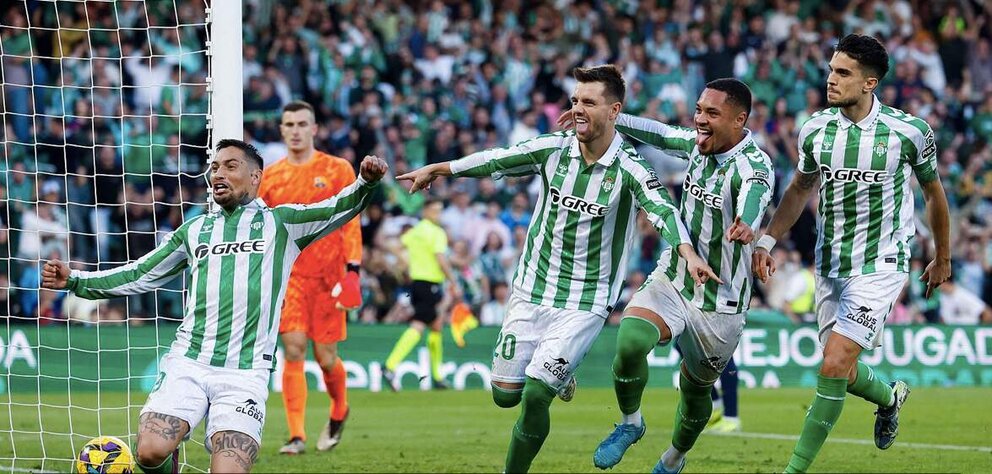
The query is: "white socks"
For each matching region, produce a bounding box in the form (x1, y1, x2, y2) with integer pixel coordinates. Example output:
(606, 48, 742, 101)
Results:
(622, 409, 643, 427)
(661, 445, 686, 470)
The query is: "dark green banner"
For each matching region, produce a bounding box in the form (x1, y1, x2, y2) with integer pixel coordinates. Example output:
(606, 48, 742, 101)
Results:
(2, 322, 990, 393)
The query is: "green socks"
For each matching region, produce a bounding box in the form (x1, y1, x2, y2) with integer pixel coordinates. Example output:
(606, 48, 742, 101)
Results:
(385, 328, 421, 371)
(847, 362, 894, 407)
(427, 330, 444, 381)
(505, 378, 556, 473)
(671, 369, 713, 452)
(613, 317, 660, 415)
(786, 374, 848, 473)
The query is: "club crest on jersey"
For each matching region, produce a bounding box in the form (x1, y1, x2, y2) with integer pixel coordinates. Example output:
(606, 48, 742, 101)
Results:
(314, 176, 327, 188)
(556, 162, 570, 176)
(820, 140, 833, 152)
(683, 176, 723, 209)
(819, 165, 888, 184)
(874, 141, 887, 157)
(549, 187, 608, 217)
(251, 221, 263, 231)
(194, 239, 267, 260)
(602, 176, 615, 192)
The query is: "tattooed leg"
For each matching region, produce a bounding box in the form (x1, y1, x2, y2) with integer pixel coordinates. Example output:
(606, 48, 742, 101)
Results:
(210, 430, 260, 473)
(135, 412, 189, 470)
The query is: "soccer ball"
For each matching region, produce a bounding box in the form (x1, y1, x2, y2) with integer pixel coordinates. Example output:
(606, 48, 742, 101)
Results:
(75, 436, 135, 474)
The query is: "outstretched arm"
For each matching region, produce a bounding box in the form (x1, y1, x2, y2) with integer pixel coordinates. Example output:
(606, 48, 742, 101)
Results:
(396, 133, 563, 192)
(558, 111, 696, 158)
(45, 226, 191, 299)
(752, 170, 818, 283)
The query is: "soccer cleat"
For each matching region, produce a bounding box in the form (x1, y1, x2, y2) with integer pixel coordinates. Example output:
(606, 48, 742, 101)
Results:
(382, 367, 399, 392)
(592, 422, 646, 469)
(652, 457, 686, 474)
(558, 376, 576, 402)
(707, 417, 741, 433)
(874, 380, 910, 450)
(706, 406, 724, 427)
(279, 437, 306, 455)
(317, 408, 349, 451)
(432, 379, 450, 390)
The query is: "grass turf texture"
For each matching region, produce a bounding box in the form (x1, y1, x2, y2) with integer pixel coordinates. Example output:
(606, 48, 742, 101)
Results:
(2, 387, 989, 472)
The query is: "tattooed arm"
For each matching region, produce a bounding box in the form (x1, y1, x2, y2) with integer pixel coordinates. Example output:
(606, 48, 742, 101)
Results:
(210, 430, 260, 473)
(135, 412, 189, 468)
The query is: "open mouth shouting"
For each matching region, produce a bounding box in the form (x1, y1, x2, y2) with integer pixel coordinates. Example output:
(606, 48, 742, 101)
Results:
(575, 116, 590, 134)
(213, 182, 230, 197)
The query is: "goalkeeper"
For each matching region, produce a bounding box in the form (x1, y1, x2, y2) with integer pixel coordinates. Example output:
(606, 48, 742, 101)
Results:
(41, 140, 387, 473)
(259, 100, 363, 455)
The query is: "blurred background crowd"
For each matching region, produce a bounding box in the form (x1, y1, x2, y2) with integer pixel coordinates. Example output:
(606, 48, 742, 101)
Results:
(2, 0, 991, 327)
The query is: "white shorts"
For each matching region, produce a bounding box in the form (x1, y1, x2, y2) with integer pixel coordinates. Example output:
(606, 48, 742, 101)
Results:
(490, 295, 606, 391)
(141, 353, 270, 451)
(627, 269, 745, 384)
(816, 272, 908, 350)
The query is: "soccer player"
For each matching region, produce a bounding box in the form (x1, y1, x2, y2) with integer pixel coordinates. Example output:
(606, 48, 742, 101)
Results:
(561, 79, 774, 473)
(259, 101, 363, 454)
(751, 34, 951, 473)
(41, 140, 387, 473)
(397, 65, 718, 473)
(382, 198, 462, 391)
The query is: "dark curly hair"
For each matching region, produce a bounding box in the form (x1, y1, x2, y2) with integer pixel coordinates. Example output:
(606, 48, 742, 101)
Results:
(835, 34, 889, 80)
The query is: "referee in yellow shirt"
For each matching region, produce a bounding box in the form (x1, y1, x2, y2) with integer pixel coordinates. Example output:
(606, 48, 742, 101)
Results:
(383, 199, 461, 390)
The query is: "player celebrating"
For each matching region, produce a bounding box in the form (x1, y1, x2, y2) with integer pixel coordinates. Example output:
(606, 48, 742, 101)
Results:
(42, 140, 387, 473)
(259, 101, 363, 455)
(752, 34, 951, 473)
(560, 79, 774, 473)
(397, 65, 718, 473)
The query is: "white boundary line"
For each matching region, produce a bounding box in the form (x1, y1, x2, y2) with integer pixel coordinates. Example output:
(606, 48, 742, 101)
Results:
(709, 430, 992, 453)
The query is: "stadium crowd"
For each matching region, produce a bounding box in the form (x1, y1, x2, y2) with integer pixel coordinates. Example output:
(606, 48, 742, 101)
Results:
(2, 0, 992, 326)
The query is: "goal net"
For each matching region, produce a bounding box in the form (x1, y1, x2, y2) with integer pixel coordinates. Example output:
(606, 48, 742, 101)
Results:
(1, 1, 239, 471)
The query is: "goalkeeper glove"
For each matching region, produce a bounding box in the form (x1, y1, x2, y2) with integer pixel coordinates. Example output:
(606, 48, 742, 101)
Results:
(333, 264, 363, 310)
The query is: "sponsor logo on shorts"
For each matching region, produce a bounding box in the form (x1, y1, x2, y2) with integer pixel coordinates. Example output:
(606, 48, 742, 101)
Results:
(701, 356, 727, 373)
(236, 398, 264, 423)
(846, 305, 877, 332)
(543, 357, 570, 381)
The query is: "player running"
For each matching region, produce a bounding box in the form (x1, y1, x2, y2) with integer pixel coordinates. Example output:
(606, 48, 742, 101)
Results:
(259, 101, 363, 455)
(42, 140, 387, 473)
(560, 79, 774, 473)
(397, 65, 718, 473)
(752, 34, 951, 473)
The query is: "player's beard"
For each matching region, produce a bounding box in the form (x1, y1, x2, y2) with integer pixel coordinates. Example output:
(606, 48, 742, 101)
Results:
(827, 95, 859, 108)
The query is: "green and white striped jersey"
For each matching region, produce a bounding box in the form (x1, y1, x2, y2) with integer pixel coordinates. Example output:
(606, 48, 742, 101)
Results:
(617, 113, 775, 314)
(67, 177, 378, 370)
(797, 97, 937, 278)
(450, 129, 691, 317)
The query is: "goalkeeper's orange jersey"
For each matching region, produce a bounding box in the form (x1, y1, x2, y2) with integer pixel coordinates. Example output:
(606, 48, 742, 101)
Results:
(259, 150, 362, 279)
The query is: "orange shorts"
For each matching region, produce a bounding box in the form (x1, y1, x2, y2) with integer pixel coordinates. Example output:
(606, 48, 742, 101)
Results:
(280, 274, 347, 343)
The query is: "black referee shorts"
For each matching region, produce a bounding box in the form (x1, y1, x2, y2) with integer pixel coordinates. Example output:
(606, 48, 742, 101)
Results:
(409, 280, 443, 324)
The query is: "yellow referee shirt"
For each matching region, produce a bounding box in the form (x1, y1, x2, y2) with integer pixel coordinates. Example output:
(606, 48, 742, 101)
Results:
(402, 219, 448, 283)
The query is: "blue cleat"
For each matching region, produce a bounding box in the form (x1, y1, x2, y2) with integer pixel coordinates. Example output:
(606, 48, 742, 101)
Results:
(652, 456, 685, 474)
(874, 380, 910, 449)
(593, 422, 645, 469)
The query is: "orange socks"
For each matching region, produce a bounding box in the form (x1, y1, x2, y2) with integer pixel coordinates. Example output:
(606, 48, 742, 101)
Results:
(283, 360, 308, 440)
(324, 358, 349, 421)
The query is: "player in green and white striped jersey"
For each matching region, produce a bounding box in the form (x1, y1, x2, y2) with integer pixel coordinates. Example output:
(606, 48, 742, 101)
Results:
(396, 65, 717, 474)
(41, 140, 388, 473)
(561, 79, 774, 473)
(752, 35, 952, 473)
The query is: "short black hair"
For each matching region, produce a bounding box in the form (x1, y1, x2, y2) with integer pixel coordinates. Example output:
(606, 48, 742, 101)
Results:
(216, 138, 264, 170)
(835, 34, 889, 80)
(705, 78, 752, 117)
(283, 100, 316, 117)
(573, 64, 626, 104)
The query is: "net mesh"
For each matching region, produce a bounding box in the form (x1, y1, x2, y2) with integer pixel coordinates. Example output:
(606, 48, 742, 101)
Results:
(1, 0, 214, 470)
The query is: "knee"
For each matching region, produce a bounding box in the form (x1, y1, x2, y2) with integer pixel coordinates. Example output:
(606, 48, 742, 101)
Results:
(283, 345, 306, 362)
(615, 321, 657, 362)
(492, 384, 523, 408)
(520, 379, 555, 409)
(820, 351, 856, 379)
(135, 441, 171, 469)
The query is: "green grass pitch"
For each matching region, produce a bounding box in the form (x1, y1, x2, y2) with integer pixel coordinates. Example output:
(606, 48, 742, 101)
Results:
(2, 387, 990, 472)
